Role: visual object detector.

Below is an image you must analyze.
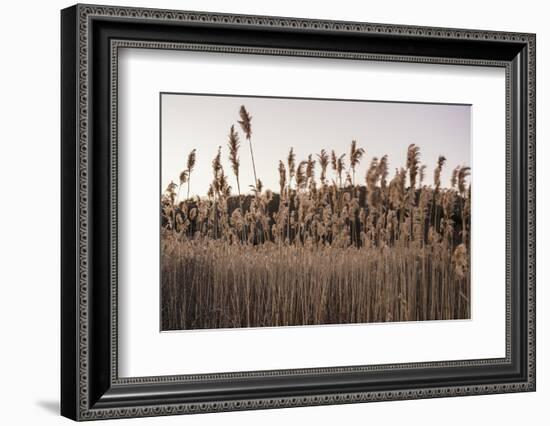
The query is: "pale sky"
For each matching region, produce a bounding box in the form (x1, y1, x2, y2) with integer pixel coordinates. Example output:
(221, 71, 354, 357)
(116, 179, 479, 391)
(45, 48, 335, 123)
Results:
(161, 93, 471, 197)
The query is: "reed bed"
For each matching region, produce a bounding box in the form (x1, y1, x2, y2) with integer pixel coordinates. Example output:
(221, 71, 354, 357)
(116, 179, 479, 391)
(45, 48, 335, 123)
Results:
(161, 105, 471, 330)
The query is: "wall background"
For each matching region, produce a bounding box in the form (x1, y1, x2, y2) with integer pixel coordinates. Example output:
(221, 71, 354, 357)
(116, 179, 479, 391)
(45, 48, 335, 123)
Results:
(0, 0, 546, 424)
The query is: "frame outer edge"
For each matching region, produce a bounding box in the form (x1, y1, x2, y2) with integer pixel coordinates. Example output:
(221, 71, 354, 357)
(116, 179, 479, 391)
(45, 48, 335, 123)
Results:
(527, 33, 536, 390)
(77, 2, 89, 420)
(61, 4, 80, 422)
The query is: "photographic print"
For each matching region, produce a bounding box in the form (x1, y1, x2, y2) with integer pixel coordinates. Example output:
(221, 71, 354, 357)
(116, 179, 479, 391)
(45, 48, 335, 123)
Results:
(160, 93, 471, 331)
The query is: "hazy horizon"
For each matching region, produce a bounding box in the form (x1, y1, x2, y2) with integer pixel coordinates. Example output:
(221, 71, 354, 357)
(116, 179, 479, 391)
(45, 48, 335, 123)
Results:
(161, 93, 471, 198)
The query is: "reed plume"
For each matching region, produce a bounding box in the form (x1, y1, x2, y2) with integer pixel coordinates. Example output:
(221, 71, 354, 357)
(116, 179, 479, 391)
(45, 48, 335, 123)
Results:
(317, 149, 329, 185)
(377, 155, 389, 189)
(212, 146, 222, 175)
(331, 150, 346, 188)
(238, 105, 258, 191)
(458, 166, 471, 196)
(250, 178, 263, 194)
(211, 146, 222, 196)
(227, 125, 241, 196)
(406, 143, 420, 189)
(434, 155, 446, 191)
(177, 170, 188, 203)
(450, 166, 460, 189)
(179, 170, 189, 185)
(452, 243, 468, 279)
(186, 149, 196, 199)
(306, 154, 316, 190)
(296, 161, 307, 190)
(287, 147, 296, 189)
(349, 139, 365, 186)
(278, 160, 286, 197)
(366, 156, 380, 209)
(389, 168, 405, 210)
(165, 181, 177, 205)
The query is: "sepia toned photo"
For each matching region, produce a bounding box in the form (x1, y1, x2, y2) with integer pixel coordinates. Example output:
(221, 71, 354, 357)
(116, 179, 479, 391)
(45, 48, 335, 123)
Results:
(160, 93, 471, 331)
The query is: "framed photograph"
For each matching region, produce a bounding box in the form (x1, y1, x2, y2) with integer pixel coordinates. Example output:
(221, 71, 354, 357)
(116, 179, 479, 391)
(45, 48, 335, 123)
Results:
(61, 4, 536, 421)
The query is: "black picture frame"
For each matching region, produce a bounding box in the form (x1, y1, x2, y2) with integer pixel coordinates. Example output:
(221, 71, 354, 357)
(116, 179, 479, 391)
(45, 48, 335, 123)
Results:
(61, 4, 536, 421)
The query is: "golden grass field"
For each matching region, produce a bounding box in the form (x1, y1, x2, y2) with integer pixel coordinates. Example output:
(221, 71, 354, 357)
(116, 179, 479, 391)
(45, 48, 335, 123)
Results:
(161, 106, 470, 330)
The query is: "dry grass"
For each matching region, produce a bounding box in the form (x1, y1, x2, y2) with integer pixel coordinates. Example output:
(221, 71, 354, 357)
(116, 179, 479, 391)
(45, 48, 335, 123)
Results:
(161, 105, 471, 331)
(162, 238, 469, 330)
